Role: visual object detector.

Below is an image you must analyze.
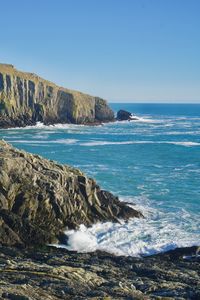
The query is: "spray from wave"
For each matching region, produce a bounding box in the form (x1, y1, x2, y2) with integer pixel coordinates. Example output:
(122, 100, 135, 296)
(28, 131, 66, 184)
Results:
(58, 196, 200, 257)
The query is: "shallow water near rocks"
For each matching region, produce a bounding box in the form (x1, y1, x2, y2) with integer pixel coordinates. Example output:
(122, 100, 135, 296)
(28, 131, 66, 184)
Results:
(0, 103, 200, 256)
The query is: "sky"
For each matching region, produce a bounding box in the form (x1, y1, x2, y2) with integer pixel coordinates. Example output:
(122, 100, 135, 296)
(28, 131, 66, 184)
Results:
(0, 0, 200, 103)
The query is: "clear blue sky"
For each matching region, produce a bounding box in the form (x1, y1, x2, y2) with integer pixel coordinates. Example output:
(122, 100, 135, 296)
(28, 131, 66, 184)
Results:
(1, 0, 200, 102)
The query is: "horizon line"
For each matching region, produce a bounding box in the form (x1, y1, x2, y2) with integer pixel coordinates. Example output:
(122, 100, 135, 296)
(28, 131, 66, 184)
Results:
(109, 101, 200, 104)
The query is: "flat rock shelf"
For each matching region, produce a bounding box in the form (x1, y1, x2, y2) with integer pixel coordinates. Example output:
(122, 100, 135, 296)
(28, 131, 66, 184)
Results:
(0, 246, 199, 299)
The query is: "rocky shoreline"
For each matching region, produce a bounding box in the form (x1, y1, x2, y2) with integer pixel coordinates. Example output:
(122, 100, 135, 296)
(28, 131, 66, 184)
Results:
(0, 140, 199, 299)
(0, 140, 142, 247)
(0, 119, 199, 299)
(0, 245, 199, 299)
(0, 64, 141, 129)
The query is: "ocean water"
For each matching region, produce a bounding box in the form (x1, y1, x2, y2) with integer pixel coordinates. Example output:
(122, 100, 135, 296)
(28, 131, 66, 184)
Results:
(0, 103, 200, 256)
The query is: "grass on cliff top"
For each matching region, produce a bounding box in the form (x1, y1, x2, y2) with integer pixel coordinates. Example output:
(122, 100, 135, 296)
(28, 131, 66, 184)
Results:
(0, 64, 105, 101)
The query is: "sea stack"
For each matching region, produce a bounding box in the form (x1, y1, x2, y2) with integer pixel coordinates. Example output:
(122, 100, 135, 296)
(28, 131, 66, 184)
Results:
(0, 64, 114, 128)
(117, 109, 137, 121)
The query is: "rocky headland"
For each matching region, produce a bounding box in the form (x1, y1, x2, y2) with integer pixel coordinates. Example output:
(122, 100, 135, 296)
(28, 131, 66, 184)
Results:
(0, 141, 199, 299)
(0, 140, 142, 247)
(0, 82, 199, 299)
(0, 64, 114, 128)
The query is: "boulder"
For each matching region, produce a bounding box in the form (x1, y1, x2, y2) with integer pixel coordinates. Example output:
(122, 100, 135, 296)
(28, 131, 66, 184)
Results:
(117, 109, 136, 121)
(0, 140, 142, 247)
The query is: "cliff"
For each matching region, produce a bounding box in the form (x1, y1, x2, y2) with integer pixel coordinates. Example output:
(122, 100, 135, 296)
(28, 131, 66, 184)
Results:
(0, 64, 114, 127)
(0, 140, 142, 247)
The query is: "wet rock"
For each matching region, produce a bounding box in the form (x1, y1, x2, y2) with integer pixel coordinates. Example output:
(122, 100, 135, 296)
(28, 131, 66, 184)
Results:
(0, 140, 142, 247)
(0, 245, 199, 299)
(117, 109, 137, 121)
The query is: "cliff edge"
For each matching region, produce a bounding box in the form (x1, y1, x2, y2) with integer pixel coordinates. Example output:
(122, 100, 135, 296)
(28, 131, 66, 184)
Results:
(0, 140, 142, 247)
(0, 64, 114, 127)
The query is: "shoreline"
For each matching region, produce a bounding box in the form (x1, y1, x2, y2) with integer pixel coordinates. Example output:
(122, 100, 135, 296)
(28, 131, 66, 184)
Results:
(0, 109, 199, 298)
(0, 245, 199, 299)
(52, 239, 200, 258)
(0, 118, 119, 130)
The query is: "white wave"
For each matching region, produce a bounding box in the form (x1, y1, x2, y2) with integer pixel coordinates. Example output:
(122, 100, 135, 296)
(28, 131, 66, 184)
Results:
(164, 131, 200, 136)
(66, 225, 97, 252)
(55, 139, 78, 144)
(131, 116, 161, 123)
(80, 141, 135, 146)
(80, 140, 200, 147)
(6, 138, 200, 147)
(61, 196, 200, 257)
(113, 117, 161, 124)
(3, 122, 88, 131)
(169, 141, 200, 146)
(33, 122, 85, 130)
(7, 138, 78, 145)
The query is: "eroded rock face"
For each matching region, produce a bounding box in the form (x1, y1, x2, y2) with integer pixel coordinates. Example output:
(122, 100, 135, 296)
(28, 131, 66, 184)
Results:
(0, 140, 142, 247)
(0, 64, 114, 127)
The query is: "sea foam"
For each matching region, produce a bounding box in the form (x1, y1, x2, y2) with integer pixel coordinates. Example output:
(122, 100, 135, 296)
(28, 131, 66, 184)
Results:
(62, 196, 200, 256)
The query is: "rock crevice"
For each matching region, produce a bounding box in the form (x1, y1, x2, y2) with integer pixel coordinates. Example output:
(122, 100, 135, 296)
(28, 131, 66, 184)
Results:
(0, 140, 142, 247)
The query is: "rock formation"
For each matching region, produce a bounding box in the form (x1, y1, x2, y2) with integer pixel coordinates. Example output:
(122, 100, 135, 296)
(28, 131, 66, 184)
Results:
(0, 140, 142, 247)
(117, 109, 137, 121)
(0, 245, 199, 299)
(0, 64, 114, 128)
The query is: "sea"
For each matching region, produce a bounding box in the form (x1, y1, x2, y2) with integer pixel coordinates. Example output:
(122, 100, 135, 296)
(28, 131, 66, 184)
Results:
(0, 103, 200, 256)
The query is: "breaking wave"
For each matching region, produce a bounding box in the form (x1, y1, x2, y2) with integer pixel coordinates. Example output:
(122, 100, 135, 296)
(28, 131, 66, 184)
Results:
(80, 140, 200, 147)
(62, 196, 200, 256)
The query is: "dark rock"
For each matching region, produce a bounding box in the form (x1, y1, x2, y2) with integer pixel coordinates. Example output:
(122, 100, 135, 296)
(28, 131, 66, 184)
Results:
(0, 140, 142, 247)
(2, 293, 30, 300)
(0, 245, 199, 299)
(117, 109, 136, 121)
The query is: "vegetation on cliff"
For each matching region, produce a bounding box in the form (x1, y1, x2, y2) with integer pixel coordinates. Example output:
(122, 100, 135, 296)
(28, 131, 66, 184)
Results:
(0, 64, 114, 128)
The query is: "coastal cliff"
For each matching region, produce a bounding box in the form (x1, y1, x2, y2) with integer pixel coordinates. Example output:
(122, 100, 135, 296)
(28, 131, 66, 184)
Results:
(0, 64, 114, 127)
(0, 140, 142, 247)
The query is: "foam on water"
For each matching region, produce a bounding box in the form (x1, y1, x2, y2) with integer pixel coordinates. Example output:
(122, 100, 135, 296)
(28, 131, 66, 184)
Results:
(6, 138, 78, 145)
(80, 140, 200, 147)
(0, 104, 200, 256)
(2, 121, 87, 131)
(169, 141, 200, 146)
(112, 116, 163, 124)
(63, 196, 200, 256)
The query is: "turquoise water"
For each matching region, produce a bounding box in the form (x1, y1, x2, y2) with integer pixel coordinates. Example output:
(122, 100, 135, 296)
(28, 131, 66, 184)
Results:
(0, 103, 200, 256)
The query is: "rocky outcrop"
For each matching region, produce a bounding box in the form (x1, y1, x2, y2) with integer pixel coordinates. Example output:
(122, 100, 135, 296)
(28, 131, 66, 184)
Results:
(0, 245, 199, 299)
(0, 140, 142, 247)
(117, 109, 137, 121)
(0, 64, 114, 128)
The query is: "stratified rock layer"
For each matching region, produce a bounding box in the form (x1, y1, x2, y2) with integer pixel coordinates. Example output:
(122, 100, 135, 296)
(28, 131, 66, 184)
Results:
(0, 246, 199, 299)
(0, 64, 114, 127)
(0, 140, 142, 247)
